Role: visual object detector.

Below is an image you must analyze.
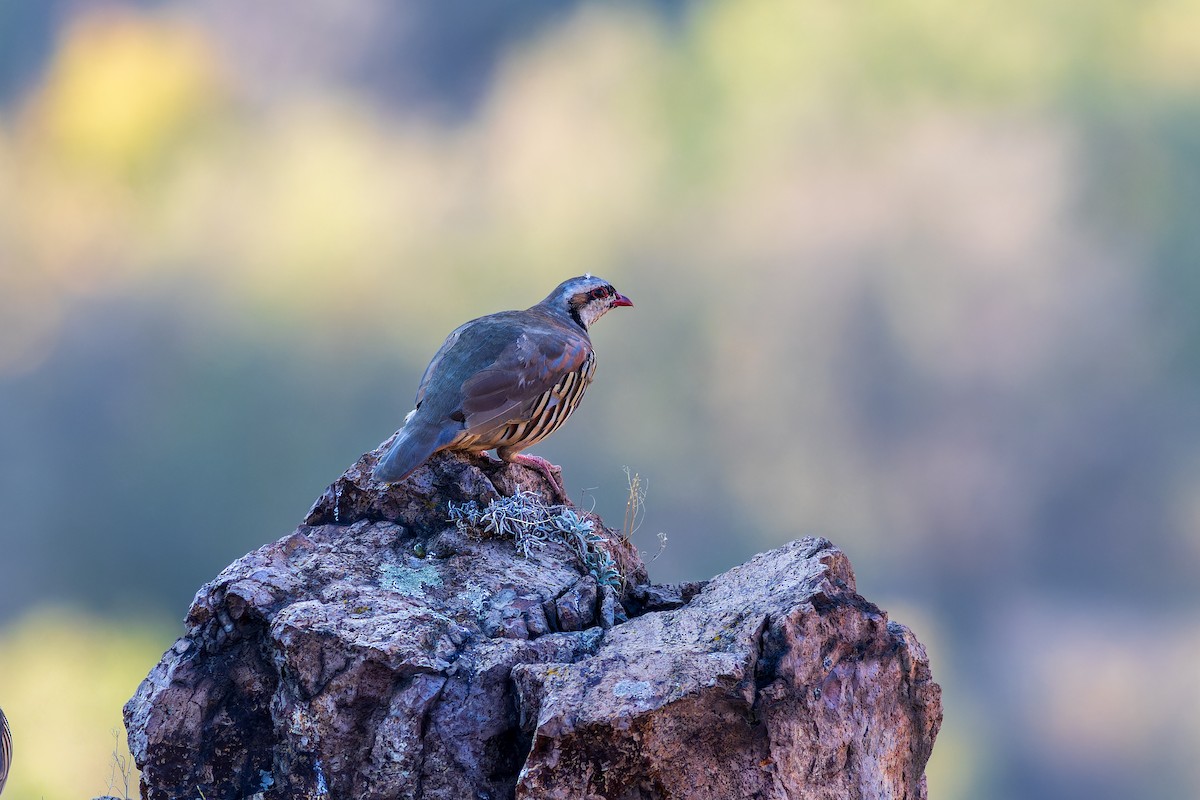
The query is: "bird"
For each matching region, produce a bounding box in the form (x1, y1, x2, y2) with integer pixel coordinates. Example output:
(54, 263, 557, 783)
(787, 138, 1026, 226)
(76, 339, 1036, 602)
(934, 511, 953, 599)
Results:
(374, 274, 632, 500)
(0, 705, 10, 796)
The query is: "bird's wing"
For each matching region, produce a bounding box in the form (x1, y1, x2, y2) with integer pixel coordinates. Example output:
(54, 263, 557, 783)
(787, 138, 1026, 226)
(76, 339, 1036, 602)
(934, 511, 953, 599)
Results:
(459, 329, 591, 435)
(414, 325, 465, 408)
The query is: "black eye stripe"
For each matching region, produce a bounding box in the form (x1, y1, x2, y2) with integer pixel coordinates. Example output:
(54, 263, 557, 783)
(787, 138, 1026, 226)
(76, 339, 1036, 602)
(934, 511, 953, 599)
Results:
(581, 285, 616, 302)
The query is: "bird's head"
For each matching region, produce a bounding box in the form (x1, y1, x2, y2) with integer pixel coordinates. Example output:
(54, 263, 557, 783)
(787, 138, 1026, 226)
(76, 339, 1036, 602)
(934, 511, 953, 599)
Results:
(542, 274, 633, 331)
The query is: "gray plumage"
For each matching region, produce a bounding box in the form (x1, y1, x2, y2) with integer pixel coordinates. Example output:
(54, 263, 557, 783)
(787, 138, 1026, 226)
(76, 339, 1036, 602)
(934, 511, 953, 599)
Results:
(375, 275, 632, 486)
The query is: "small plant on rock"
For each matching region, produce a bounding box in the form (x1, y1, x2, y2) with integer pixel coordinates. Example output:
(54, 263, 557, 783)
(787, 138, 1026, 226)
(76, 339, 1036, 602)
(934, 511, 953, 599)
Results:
(448, 490, 623, 588)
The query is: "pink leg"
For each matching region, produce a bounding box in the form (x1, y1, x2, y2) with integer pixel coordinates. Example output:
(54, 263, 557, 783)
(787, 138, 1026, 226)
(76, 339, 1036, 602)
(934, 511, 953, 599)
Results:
(509, 453, 569, 504)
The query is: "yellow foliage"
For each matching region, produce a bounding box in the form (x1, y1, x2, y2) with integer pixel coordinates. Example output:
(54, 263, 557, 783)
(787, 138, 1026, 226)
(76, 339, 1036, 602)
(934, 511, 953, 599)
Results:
(33, 9, 218, 172)
(1138, 0, 1200, 88)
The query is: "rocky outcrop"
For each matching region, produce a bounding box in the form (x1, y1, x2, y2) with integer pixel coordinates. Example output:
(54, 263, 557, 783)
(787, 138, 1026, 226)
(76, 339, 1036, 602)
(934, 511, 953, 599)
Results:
(125, 444, 941, 800)
(513, 538, 939, 800)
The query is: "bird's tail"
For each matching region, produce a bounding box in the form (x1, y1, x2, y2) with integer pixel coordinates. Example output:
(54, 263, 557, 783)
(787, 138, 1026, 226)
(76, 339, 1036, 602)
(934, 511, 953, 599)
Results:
(373, 421, 458, 484)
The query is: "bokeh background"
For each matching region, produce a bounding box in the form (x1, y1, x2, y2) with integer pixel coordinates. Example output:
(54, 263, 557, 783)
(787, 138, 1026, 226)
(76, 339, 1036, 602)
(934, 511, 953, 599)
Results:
(2, 1, 1199, 798)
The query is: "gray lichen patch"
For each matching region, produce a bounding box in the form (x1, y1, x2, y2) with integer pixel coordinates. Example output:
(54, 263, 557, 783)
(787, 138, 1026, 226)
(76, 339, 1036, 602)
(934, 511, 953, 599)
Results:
(612, 679, 653, 700)
(378, 561, 443, 596)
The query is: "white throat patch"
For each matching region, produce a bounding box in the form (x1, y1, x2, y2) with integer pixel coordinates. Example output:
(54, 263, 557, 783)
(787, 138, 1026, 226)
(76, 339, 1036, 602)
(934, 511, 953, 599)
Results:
(578, 299, 610, 329)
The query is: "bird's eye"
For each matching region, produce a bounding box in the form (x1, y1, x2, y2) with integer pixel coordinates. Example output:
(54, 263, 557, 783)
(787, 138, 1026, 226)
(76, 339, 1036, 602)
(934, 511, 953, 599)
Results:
(591, 287, 606, 300)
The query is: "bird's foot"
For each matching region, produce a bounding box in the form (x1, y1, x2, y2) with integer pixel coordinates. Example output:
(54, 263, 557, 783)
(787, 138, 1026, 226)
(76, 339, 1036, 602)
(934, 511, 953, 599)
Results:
(510, 453, 570, 505)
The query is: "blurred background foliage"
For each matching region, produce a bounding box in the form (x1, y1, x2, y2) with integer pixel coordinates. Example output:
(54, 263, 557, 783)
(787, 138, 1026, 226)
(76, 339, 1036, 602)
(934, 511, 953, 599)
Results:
(1, 1, 1199, 798)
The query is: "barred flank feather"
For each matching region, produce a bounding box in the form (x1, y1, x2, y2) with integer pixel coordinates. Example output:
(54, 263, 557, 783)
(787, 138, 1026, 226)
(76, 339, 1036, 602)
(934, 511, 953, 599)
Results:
(494, 352, 595, 454)
(0, 705, 10, 796)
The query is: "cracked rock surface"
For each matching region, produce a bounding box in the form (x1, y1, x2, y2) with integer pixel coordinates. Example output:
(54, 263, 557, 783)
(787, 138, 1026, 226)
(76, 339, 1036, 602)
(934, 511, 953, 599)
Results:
(125, 443, 941, 800)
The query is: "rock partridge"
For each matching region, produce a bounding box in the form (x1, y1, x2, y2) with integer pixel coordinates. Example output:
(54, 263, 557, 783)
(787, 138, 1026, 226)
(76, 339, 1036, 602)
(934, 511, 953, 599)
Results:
(374, 274, 632, 499)
(0, 705, 9, 796)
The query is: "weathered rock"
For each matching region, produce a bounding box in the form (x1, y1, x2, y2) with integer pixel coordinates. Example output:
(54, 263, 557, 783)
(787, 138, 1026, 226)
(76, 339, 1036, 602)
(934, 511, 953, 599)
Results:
(513, 539, 941, 800)
(624, 581, 708, 614)
(555, 574, 598, 632)
(125, 442, 940, 800)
